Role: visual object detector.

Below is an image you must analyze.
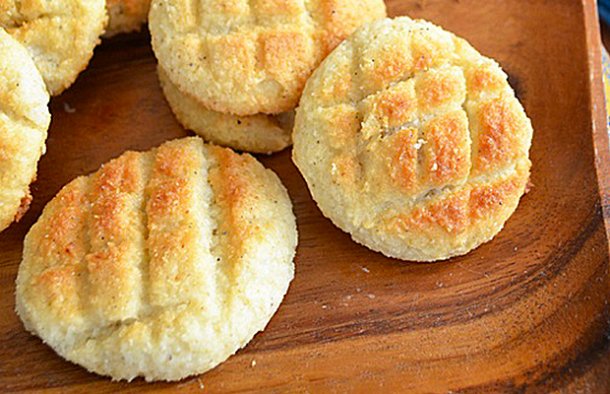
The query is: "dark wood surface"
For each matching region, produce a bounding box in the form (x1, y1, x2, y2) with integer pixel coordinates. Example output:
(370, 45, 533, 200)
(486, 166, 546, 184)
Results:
(1, 0, 609, 392)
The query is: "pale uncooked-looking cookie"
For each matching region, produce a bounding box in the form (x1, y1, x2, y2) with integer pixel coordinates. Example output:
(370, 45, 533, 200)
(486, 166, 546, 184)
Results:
(0, 0, 107, 95)
(158, 66, 292, 154)
(293, 17, 533, 262)
(105, 0, 151, 37)
(0, 28, 50, 232)
(16, 137, 297, 381)
(150, 0, 387, 116)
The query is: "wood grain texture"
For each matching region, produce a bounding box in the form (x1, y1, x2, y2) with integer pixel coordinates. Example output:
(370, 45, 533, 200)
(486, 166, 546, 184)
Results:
(0, 0, 609, 392)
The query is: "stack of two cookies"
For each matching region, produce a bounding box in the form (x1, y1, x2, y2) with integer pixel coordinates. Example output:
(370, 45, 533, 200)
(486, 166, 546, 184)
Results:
(149, 0, 387, 154)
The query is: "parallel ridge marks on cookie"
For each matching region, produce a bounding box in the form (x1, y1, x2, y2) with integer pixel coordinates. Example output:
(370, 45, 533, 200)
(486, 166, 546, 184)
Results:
(22, 138, 281, 342)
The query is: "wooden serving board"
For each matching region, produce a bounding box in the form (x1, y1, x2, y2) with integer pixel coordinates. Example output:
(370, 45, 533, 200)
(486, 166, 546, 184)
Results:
(1, 0, 609, 392)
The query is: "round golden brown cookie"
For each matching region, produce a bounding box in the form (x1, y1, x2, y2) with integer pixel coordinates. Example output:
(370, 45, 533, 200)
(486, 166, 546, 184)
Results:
(16, 137, 297, 381)
(0, 0, 107, 95)
(105, 0, 151, 37)
(149, 0, 387, 116)
(0, 28, 50, 233)
(158, 67, 293, 154)
(293, 17, 533, 262)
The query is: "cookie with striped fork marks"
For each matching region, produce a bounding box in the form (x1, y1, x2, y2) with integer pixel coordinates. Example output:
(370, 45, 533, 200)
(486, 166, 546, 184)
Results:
(16, 137, 297, 381)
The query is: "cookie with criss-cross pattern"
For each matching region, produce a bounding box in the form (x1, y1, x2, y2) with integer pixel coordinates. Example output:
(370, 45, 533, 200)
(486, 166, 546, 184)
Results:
(16, 137, 297, 381)
(149, 0, 387, 116)
(293, 17, 533, 262)
(158, 66, 293, 154)
(0, 28, 50, 233)
(0, 0, 106, 95)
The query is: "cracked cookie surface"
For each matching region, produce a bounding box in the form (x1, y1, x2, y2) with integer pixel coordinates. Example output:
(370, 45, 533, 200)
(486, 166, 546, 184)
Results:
(292, 17, 533, 262)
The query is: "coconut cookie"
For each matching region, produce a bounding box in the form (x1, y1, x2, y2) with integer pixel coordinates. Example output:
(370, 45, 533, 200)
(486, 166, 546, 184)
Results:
(16, 137, 297, 381)
(150, 0, 387, 116)
(0, 28, 50, 233)
(0, 0, 107, 95)
(105, 0, 151, 37)
(293, 17, 533, 262)
(158, 67, 292, 154)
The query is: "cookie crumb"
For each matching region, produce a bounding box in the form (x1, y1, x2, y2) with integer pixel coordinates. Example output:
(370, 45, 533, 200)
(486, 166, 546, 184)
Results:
(63, 102, 76, 113)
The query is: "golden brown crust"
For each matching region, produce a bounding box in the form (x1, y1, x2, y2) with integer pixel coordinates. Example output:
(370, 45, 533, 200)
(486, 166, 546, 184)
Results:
(26, 177, 90, 324)
(146, 138, 209, 306)
(150, 0, 387, 115)
(422, 110, 470, 187)
(293, 17, 533, 261)
(87, 152, 146, 321)
(14, 192, 32, 222)
(390, 174, 523, 235)
(207, 146, 253, 285)
(16, 137, 297, 381)
(473, 95, 530, 175)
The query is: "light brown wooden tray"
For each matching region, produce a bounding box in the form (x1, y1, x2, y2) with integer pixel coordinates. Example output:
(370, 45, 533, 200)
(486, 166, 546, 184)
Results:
(1, 0, 609, 392)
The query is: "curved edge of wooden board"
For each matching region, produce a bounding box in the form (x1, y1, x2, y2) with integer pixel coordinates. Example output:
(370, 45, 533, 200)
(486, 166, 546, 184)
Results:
(586, 0, 610, 247)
